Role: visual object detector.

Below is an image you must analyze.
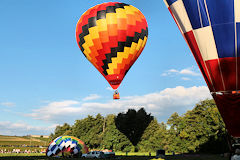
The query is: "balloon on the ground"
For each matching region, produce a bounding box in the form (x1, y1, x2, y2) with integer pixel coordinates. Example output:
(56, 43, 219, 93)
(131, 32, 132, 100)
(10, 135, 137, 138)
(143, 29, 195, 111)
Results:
(76, 2, 148, 98)
(164, 0, 240, 137)
(46, 136, 88, 157)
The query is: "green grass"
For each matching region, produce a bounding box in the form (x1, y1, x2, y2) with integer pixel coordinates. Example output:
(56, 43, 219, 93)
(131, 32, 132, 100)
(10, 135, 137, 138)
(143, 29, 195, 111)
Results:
(0, 153, 229, 160)
(116, 151, 157, 156)
(0, 153, 44, 157)
(0, 135, 229, 160)
(0, 141, 47, 146)
(0, 135, 48, 156)
(0, 135, 49, 146)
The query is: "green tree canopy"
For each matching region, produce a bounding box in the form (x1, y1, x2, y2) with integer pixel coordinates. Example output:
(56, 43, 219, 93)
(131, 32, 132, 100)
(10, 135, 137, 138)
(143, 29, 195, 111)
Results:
(50, 123, 71, 140)
(115, 108, 154, 147)
(49, 99, 227, 153)
(71, 114, 104, 149)
(102, 114, 133, 152)
(166, 99, 227, 153)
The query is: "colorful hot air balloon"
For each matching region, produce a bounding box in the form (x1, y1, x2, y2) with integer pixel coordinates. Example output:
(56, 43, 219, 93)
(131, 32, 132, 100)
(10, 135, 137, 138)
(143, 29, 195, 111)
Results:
(76, 2, 148, 99)
(46, 136, 88, 157)
(163, 0, 240, 137)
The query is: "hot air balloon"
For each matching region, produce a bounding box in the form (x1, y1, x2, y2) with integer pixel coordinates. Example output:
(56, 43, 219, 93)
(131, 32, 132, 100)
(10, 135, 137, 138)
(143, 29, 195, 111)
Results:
(76, 2, 148, 99)
(163, 0, 240, 138)
(46, 136, 88, 157)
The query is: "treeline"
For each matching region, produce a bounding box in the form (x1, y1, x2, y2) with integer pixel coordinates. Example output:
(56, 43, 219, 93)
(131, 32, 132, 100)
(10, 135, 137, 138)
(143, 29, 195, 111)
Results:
(50, 99, 228, 153)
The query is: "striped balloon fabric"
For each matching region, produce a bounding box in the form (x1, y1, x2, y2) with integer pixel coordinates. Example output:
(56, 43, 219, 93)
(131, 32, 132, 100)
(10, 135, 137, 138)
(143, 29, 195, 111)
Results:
(76, 2, 148, 90)
(46, 136, 88, 157)
(164, 0, 240, 137)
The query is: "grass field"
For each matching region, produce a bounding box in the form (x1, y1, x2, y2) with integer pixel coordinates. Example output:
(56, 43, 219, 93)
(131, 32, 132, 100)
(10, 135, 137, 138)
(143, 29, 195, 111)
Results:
(0, 135, 48, 155)
(0, 135, 49, 146)
(0, 153, 229, 160)
(0, 135, 229, 160)
(116, 152, 156, 156)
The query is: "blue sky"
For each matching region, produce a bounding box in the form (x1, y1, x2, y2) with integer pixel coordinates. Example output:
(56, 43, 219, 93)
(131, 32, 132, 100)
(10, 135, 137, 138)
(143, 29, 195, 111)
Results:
(0, 0, 211, 136)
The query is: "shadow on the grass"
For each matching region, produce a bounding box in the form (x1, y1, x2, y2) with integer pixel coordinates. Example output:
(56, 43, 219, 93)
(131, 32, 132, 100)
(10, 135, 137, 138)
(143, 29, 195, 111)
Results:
(0, 155, 229, 160)
(0, 156, 154, 160)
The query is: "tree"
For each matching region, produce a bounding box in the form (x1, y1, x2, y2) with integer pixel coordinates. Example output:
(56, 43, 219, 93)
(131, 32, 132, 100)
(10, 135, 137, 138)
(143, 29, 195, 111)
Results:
(166, 99, 228, 153)
(72, 114, 104, 149)
(102, 114, 133, 152)
(138, 119, 167, 152)
(48, 99, 228, 153)
(115, 108, 153, 151)
(166, 112, 186, 153)
(50, 123, 71, 140)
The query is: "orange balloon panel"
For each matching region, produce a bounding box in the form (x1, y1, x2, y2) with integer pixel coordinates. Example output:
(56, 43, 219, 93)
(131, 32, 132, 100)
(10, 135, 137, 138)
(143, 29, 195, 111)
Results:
(76, 2, 148, 89)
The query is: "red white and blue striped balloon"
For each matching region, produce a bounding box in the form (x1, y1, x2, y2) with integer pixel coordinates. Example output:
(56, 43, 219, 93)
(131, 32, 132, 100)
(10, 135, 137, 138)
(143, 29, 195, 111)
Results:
(164, 0, 240, 137)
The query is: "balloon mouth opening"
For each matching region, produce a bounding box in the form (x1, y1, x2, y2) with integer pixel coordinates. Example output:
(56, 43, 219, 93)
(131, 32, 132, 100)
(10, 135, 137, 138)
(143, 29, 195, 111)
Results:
(105, 74, 124, 90)
(110, 83, 121, 90)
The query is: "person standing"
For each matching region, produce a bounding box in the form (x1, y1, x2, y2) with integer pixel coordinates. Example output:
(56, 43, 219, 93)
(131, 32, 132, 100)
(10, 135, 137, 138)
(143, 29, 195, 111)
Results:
(232, 149, 240, 160)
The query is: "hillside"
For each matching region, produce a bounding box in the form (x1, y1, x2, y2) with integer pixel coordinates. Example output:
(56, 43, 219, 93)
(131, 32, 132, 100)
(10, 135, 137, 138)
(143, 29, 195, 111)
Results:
(0, 135, 49, 146)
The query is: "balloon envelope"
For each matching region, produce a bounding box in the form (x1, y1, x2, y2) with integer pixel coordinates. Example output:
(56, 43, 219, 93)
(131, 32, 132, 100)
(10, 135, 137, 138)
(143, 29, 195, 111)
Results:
(76, 2, 148, 90)
(46, 136, 89, 157)
(164, 0, 240, 137)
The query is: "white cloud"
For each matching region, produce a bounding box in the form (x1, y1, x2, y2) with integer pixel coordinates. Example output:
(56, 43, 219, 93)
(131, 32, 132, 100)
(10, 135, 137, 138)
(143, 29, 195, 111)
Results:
(162, 67, 200, 77)
(83, 94, 101, 101)
(168, 69, 178, 73)
(161, 73, 168, 76)
(48, 100, 79, 107)
(0, 121, 56, 136)
(179, 68, 200, 76)
(26, 86, 211, 124)
(26, 100, 80, 122)
(0, 102, 15, 107)
(181, 77, 191, 81)
(106, 87, 114, 91)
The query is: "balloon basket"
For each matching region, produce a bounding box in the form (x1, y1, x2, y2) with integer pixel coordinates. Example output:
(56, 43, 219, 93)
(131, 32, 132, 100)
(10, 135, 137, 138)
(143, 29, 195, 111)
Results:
(113, 90, 120, 100)
(225, 133, 240, 159)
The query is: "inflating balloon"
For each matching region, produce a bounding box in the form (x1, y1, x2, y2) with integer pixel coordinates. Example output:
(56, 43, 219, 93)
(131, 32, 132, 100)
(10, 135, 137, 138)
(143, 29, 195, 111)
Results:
(46, 136, 88, 157)
(164, 0, 240, 137)
(76, 2, 148, 99)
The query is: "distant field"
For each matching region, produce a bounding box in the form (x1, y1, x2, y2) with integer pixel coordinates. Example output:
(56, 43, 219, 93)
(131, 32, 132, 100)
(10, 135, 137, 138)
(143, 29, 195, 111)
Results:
(0, 135, 49, 146)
